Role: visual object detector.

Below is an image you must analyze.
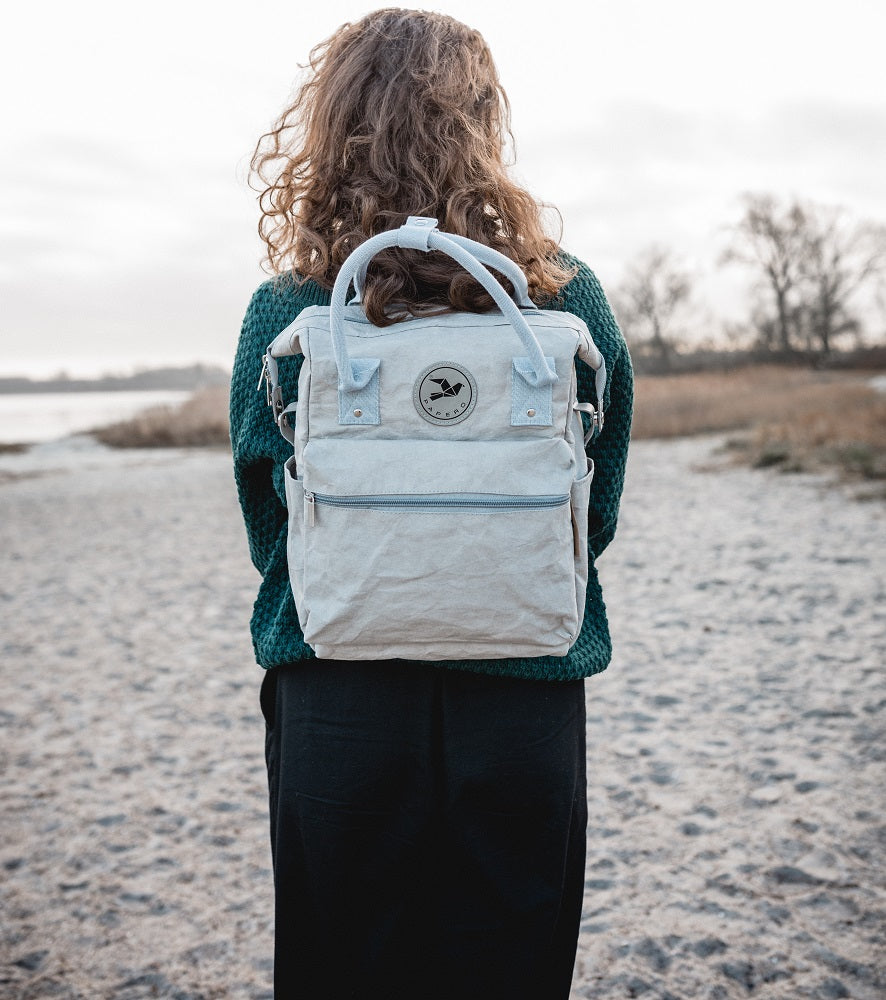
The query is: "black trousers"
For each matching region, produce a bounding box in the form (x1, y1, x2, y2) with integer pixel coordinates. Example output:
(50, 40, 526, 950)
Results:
(261, 659, 588, 1000)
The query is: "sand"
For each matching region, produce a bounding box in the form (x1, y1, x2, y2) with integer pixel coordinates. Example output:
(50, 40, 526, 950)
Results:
(0, 434, 883, 999)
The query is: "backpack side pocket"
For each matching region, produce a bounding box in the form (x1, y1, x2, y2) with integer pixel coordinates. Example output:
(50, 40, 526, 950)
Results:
(570, 459, 594, 640)
(283, 456, 308, 631)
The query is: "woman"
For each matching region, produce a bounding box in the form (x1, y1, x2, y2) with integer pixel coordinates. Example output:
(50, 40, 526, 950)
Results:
(230, 8, 633, 999)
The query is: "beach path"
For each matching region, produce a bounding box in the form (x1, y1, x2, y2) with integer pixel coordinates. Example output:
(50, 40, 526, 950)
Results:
(0, 436, 883, 999)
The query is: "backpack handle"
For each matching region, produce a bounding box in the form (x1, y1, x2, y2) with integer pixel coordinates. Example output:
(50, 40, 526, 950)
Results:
(330, 217, 559, 393)
(350, 231, 534, 309)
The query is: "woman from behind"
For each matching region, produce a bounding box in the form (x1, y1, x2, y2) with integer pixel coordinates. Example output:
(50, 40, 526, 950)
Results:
(231, 8, 633, 999)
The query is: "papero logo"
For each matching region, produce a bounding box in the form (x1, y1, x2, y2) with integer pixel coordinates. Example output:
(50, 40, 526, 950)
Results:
(414, 363, 477, 426)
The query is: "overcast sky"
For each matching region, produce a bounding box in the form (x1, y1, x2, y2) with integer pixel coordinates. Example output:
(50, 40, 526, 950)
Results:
(1, 0, 884, 376)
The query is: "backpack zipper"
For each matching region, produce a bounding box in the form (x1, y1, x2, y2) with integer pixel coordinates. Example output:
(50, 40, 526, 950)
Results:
(303, 490, 569, 526)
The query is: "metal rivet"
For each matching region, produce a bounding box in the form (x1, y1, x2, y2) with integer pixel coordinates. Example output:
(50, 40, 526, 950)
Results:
(527, 408, 536, 417)
(353, 408, 362, 417)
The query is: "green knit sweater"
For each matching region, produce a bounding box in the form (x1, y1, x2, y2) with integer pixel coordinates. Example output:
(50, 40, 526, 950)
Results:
(229, 253, 633, 681)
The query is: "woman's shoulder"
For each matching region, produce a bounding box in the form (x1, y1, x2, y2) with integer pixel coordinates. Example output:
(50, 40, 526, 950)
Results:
(243, 273, 332, 325)
(553, 250, 610, 310)
(232, 275, 332, 385)
(549, 250, 625, 354)
(236, 275, 332, 354)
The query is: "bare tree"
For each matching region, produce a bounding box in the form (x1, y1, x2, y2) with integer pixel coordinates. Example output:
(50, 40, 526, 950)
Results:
(614, 244, 692, 370)
(721, 193, 886, 358)
(719, 193, 808, 353)
(797, 210, 886, 358)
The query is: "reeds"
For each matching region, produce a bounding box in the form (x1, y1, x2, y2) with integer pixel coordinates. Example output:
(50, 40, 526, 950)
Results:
(740, 383, 886, 481)
(632, 366, 871, 437)
(633, 365, 885, 482)
(89, 386, 230, 448)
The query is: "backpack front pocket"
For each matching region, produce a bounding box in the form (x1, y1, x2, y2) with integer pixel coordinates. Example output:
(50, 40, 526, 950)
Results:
(294, 486, 579, 660)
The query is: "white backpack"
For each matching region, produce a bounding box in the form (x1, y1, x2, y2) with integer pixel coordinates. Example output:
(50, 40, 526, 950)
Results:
(260, 217, 606, 660)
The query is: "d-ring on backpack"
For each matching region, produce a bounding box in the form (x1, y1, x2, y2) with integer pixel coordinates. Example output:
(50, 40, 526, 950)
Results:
(260, 217, 606, 660)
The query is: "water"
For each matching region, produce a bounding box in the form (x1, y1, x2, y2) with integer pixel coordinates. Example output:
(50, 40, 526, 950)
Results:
(0, 389, 192, 445)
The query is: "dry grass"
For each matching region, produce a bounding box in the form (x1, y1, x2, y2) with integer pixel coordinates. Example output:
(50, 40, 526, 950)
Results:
(741, 384, 886, 481)
(90, 386, 230, 448)
(634, 365, 886, 484)
(88, 367, 886, 486)
(633, 366, 874, 438)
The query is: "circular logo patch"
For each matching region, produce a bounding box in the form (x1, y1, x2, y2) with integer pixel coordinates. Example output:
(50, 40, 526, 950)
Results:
(413, 363, 477, 425)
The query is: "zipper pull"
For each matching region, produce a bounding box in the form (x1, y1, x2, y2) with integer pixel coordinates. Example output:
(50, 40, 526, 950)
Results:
(304, 491, 316, 527)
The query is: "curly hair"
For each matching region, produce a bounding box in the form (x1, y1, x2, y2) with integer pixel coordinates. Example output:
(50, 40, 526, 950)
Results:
(249, 7, 576, 326)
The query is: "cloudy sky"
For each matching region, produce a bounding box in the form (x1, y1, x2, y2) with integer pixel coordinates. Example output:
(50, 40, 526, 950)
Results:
(1, 0, 884, 376)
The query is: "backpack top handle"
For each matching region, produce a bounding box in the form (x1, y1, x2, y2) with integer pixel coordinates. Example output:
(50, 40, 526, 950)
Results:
(350, 229, 534, 309)
(329, 217, 559, 393)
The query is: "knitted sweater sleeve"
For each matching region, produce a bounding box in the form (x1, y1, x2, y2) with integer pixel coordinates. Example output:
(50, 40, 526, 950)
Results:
(229, 280, 303, 576)
(557, 255, 634, 560)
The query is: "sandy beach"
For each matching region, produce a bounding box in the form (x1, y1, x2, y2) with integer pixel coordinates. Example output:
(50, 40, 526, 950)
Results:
(1, 434, 883, 999)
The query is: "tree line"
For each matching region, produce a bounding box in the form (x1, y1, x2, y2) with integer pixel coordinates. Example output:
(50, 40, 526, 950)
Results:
(0, 364, 231, 394)
(613, 193, 886, 371)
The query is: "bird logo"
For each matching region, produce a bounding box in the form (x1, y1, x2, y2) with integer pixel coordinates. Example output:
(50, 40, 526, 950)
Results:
(428, 377, 464, 400)
(413, 363, 477, 425)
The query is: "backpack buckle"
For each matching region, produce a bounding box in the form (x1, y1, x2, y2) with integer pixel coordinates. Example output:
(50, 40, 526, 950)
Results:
(270, 385, 284, 418)
(574, 401, 603, 444)
(258, 354, 276, 407)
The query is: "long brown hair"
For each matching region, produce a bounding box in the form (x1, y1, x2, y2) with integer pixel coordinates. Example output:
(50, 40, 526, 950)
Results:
(249, 7, 576, 325)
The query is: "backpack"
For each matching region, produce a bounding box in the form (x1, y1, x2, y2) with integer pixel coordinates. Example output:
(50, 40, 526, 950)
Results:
(260, 216, 606, 661)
